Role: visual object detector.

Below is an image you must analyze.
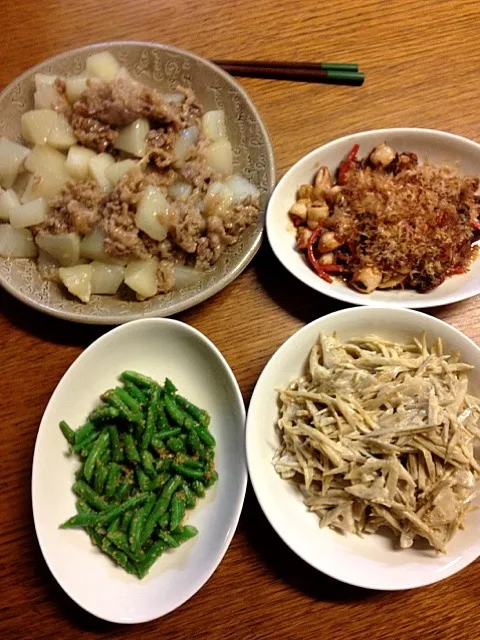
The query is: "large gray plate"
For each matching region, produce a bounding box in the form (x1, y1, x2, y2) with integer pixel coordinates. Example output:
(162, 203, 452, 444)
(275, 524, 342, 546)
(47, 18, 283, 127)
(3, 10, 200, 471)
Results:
(0, 41, 275, 324)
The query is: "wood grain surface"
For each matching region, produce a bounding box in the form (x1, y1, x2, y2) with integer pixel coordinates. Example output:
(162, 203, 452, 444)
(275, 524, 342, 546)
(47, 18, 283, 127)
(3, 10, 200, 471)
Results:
(1, 0, 480, 638)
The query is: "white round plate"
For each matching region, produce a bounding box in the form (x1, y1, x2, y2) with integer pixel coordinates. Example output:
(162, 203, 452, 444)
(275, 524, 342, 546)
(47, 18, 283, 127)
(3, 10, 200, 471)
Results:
(32, 318, 246, 623)
(266, 128, 480, 309)
(246, 307, 480, 590)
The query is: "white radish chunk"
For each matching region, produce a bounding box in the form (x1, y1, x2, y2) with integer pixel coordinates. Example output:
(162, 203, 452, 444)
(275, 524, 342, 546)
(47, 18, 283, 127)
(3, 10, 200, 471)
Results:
(21, 109, 57, 145)
(85, 52, 120, 81)
(34, 84, 61, 110)
(90, 261, 125, 294)
(173, 126, 199, 168)
(105, 159, 137, 186)
(173, 265, 203, 290)
(89, 153, 115, 191)
(65, 76, 89, 103)
(114, 118, 150, 158)
(10, 198, 47, 228)
(35, 232, 81, 266)
(0, 138, 30, 188)
(0, 189, 20, 222)
(124, 258, 159, 298)
(21, 172, 67, 202)
(167, 181, 193, 201)
(163, 92, 186, 104)
(34, 74, 59, 90)
(0, 224, 37, 258)
(59, 264, 93, 303)
(80, 227, 126, 264)
(66, 146, 97, 180)
(224, 174, 259, 203)
(135, 185, 170, 242)
(202, 110, 227, 141)
(204, 138, 233, 178)
(37, 248, 60, 281)
(24, 144, 66, 175)
(47, 114, 77, 150)
(203, 181, 234, 218)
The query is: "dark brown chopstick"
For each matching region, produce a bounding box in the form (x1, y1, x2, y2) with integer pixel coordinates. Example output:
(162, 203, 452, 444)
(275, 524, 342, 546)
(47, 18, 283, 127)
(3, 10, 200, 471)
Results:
(211, 59, 364, 86)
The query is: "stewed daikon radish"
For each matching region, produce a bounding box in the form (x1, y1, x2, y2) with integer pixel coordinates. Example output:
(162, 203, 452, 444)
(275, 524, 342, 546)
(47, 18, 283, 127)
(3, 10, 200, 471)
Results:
(163, 92, 186, 104)
(114, 119, 149, 157)
(0, 189, 20, 221)
(85, 51, 120, 81)
(135, 185, 170, 242)
(66, 146, 97, 180)
(65, 75, 89, 103)
(89, 153, 115, 191)
(0, 138, 30, 189)
(21, 109, 57, 145)
(23, 145, 69, 201)
(0, 224, 37, 258)
(224, 174, 259, 203)
(36, 232, 81, 266)
(37, 248, 60, 281)
(59, 264, 93, 303)
(124, 257, 159, 298)
(204, 139, 233, 178)
(173, 264, 204, 290)
(202, 110, 227, 142)
(203, 182, 234, 217)
(90, 261, 125, 294)
(167, 181, 193, 201)
(47, 114, 77, 150)
(173, 126, 199, 168)
(105, 159, 137, 186)
(10, 198, 47, 228)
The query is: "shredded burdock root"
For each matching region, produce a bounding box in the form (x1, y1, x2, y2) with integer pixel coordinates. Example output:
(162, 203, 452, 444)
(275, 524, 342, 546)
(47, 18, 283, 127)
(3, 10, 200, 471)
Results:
(273, 332, 480, 553)
(290, 143, 480, 293)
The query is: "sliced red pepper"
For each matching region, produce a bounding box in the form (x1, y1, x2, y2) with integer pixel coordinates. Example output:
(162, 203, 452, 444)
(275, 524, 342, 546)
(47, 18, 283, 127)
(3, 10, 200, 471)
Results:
(319, 264, 348, 273)
(306, 224, 332, 283)
(290, 214, 304, 227)
(447, 266, 467, 276)
(338, 144, 360, 185)
(471, 220, 480, 231)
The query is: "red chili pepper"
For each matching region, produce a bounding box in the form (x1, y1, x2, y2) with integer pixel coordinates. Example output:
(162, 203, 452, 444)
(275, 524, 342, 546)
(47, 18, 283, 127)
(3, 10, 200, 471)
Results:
(319, 264, 348, 273)
(437, 213, 444, 226)
(447, 266, 467, 276)
(290, 214, 304, 227)
(338, 144, 360, 185)
(471, 220, 480, 231)
(306, 224, 332, 283)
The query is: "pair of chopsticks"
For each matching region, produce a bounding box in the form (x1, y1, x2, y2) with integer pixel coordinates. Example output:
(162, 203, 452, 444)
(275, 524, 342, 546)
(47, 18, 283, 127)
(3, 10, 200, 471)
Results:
(212, 59, 364, 86)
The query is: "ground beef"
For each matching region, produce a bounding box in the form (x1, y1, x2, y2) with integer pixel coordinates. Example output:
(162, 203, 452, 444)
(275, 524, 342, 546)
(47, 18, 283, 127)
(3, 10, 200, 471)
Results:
(171, 202, 206, 253)
(176, 85, 203, 126)
(157, 259, 175, 293)
(146, 126, 177, 168)
(40, 179, 104, 236)
(73, 77, 184, 129)
(71, 112, 118, 153)
(52, 78, 72, 117)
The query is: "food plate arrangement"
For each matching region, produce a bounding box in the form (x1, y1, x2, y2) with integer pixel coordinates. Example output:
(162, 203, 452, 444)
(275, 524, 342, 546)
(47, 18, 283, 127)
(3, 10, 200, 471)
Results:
(246, 307, 480, 590)
(266, 128, 480, 309)
(32, 318, 247, 622)
(0, 41, 275, 323)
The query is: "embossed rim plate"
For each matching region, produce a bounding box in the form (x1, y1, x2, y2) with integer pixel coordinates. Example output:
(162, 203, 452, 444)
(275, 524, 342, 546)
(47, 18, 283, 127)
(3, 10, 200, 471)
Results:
(246, 307, 480, 590)
(266, 128, 480, 309)
(32, 318, 247, 622)
(0, 41, 275, 324)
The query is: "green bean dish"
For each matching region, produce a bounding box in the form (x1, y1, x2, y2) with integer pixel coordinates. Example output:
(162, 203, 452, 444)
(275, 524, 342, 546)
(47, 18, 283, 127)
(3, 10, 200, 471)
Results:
(59, 371, 218, 579)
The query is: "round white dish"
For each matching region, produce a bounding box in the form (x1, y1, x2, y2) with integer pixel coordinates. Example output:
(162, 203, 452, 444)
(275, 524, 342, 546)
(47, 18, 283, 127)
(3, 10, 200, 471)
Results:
(266, 128, 480, 309)
(32, 318, 247, 623)
(246, 307, 480, 590)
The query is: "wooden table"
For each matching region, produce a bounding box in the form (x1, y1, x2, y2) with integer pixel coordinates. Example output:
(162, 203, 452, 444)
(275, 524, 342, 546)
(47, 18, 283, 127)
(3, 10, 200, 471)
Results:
(1, 1, 480, 638)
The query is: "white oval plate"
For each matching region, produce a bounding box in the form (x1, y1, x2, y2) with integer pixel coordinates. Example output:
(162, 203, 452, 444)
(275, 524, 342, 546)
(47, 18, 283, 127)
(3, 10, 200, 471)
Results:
(266, 128, 480, 309)
(246, 307, 480, 590)
(32, 318, 246, 623)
